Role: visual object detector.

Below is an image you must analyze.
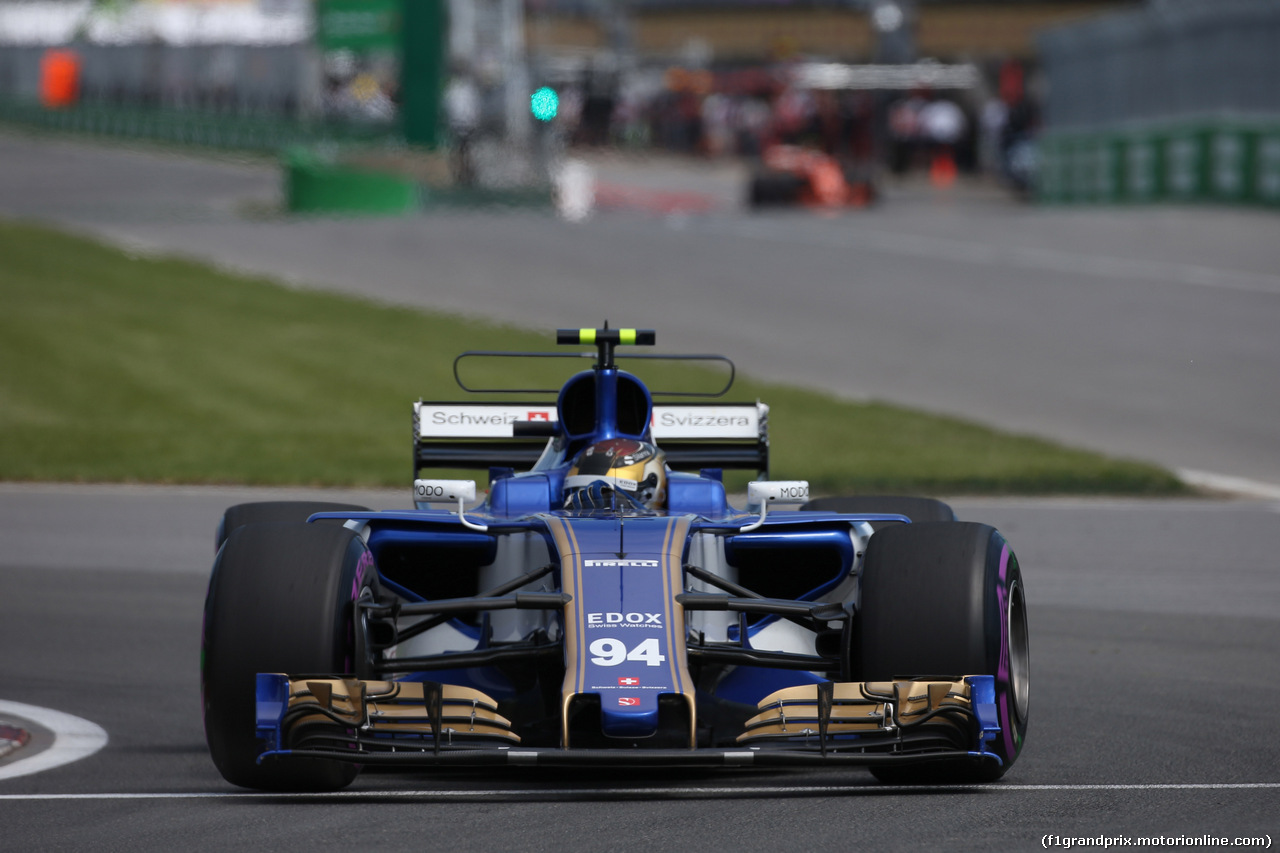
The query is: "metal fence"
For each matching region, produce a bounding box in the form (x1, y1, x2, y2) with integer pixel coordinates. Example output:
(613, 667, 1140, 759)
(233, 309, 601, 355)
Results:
(1035, 0, 1280, 207)
(0, 42, 318, 117)
(0, 98, 397, 152)
(1038, 0, 1280, 132)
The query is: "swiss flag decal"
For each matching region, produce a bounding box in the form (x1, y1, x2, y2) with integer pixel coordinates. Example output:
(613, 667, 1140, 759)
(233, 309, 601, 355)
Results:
(618, 677, 639, 686)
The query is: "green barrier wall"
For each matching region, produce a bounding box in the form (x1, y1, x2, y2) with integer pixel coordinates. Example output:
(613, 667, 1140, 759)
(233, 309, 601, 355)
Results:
(1038, 119, 1280, 209)
(1255, 132, 1280, 206)
(284, 149, 420, 215)
(1124, 133, 1163, 202)
(281, 151, 551, 215)
(1209, 126, 1253, 202)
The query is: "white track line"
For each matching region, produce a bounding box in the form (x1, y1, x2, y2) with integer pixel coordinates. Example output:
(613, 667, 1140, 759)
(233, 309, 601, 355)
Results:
(0, 701, 108, 782)
(3, 783, 1280, 801)
(1177, 469, 1280, 502)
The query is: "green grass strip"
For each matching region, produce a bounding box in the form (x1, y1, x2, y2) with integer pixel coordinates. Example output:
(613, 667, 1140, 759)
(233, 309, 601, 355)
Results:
(0, 220, 1185, 495)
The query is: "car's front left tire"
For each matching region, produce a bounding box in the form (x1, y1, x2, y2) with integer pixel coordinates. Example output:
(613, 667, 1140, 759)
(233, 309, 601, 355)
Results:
(802, 495, 956, 528)
(202, 522, 377, 791)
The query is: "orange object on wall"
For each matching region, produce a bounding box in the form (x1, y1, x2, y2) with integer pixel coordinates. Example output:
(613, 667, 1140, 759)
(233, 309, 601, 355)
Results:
(40, 49, 81, 109)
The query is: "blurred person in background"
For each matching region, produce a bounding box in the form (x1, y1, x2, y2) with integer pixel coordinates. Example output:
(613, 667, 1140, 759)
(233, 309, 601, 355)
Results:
(700, 91, 733, 157)
(980, 93, 1009, 176)
(578, 72, 615, 147)
(887, 88, 926, 174)
(735, 96, 771, 158)
(919, 93, 967, 187)
(996, 60, 1040, 194)
(613, 89, 650, 149)
(772, 84, 816, 147)
(323, 51, 395, 124)
(444, 67, 480, 185)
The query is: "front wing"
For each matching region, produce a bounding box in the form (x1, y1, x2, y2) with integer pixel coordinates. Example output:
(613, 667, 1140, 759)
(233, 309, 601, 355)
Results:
(254, 673, 1002, 769)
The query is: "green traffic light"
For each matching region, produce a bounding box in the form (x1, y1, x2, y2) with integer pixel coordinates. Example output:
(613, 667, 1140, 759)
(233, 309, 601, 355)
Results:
(530, 86, 559, 122)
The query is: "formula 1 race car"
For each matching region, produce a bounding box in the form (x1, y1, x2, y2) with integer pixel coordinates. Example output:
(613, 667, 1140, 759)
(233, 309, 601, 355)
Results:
(201, 327, 1029, 791)
(747, 145, 877, 210)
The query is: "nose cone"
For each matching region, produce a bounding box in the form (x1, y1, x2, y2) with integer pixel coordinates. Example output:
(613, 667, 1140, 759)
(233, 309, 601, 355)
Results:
(601, 696, 662, 738)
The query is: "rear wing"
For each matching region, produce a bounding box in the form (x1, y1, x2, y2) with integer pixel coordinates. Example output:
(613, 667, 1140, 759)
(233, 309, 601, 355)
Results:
(413, 401, 769, 477)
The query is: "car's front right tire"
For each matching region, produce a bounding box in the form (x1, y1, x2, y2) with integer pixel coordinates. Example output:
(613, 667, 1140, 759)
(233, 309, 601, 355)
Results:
(855, 521, 1030, 783)
(215, 500, 369, 551)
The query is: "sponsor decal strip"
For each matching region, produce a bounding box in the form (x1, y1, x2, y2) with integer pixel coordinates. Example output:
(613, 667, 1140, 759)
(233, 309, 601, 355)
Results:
(661, 515, 697, 746)
(566, 521, 587, 702)
(545, 514, 696, 746)
(542, 517, 572, 741)
(651, 407, 759, 440)
(543, 516, 586, 747)
(417, 403, 761, 440)
(417, 404, 558, 439)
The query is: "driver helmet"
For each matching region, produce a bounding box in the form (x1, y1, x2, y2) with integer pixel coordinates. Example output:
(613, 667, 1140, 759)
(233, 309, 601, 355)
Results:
(564, 438, 667, 510)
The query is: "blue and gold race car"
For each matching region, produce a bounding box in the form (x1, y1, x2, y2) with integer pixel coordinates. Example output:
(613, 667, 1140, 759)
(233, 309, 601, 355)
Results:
(201, 327, 1030, 790)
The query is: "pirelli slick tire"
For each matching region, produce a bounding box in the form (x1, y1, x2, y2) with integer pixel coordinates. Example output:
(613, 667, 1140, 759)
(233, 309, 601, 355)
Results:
(215, 501, 369, 551)
(202, 522, 378, 791)
(856, 521, 1029, 783)
(802, 495, 955, 529)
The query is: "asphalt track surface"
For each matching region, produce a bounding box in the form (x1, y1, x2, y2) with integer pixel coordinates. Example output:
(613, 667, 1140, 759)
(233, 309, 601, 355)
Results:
(1, 131, 1279, 489)
(2, 132, 1279, 848)
(1, 485, 1278, 851)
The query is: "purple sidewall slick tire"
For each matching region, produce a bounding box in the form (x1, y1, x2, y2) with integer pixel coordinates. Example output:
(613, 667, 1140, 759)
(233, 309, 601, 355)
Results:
(856, 521, 1030, 783)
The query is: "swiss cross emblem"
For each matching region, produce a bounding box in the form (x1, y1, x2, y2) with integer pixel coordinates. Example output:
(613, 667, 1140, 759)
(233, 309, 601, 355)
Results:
(618, 677, 639, 686)
(618, 697, 640, 706)
(527, 411, 551, 421)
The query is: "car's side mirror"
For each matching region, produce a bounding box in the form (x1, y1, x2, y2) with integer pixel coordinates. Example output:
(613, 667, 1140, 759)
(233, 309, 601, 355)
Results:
(414, 479, 487, 531)
(741, 480, 809, 532)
